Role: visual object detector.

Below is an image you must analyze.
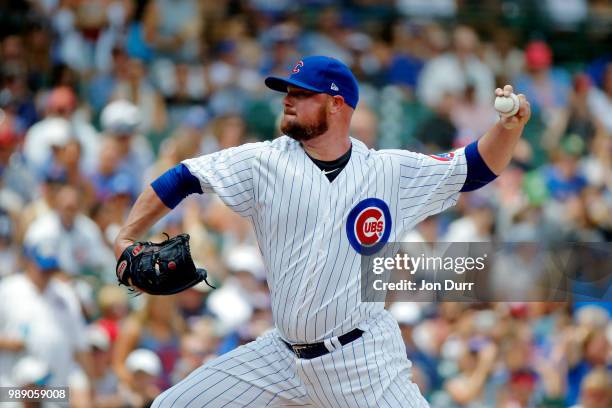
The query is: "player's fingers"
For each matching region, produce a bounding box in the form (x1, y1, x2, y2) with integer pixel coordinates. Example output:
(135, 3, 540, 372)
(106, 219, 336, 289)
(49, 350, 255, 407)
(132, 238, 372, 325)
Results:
(495, 87, 503, 97)
(502, 115, 519, 128)
(503, 84, 513, 97)
(517, 94, 529, 117)
(519, 101, 531, 118)
(127, 278, 144, 293)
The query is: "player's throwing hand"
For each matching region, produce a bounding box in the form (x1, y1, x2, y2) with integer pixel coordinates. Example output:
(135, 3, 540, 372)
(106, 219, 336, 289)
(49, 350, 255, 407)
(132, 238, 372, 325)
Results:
(495, 85, 531, 130)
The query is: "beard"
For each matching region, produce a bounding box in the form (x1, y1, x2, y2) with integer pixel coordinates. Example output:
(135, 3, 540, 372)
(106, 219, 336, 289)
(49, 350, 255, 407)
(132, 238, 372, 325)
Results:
(280, 104, 329, 142)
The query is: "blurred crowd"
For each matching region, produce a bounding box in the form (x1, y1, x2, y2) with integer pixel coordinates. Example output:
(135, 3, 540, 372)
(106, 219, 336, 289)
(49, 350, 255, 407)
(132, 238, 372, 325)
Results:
(0, 0, 610, 407)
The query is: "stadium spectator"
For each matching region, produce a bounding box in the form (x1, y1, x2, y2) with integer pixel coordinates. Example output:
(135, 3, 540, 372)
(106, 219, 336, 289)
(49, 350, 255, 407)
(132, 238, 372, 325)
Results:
(444, 338, 498, 406)
(566, 328, 610, 406)
(541, 137, 588, 202)
(571, 368, 611, 408)
(482, 28, 524, 85)
(154, 61, 210, 128)
(541, 74, 600, 162)
(450, 83, 498, 146)
(443, 194, 495, 241)
(170, 333, 214, 384)
(350, 103, 379, 148)
(514, 41, 572, 123)
(176, 282, 214, 330)
(396, 0, 457, 19)
(207, 41, 263, 115)
(302, 7, 352, 64)
(121, 349, 163, 407)
(110, 57, 167, 134)
(88, 46, 130, 113)
(417, 25, 495, 109)
(113, 295, 185, 391)
(541, 0, 588, 30)
(25, 184, 114, 278)
(259, 23, 301, 78)
(0, 111, 36, 209)
(0, 226, 92, 391)
(142, 0, 203, 63)
(50, 137, 97, 211)
(95, 285, 130, 344)
(99, 99, 155, 191)
(386, 21, 425, 93)
(0, 210, 17, 277)
(0, 36, 39, 128)
(24, 86, 99, 173)
(414, 91, 457, 151)
(88, 324, 124, 408)
(587, 62, 612, 135)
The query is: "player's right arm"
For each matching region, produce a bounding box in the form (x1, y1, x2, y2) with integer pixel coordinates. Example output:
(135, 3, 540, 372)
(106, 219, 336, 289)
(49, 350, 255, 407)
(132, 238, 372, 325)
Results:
(114, 142, 264, 257)
(114, 185, 172, 258)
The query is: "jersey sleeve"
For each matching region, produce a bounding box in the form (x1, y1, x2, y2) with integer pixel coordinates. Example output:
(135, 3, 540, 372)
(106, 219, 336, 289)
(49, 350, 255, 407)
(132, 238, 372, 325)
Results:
(390, 147, 468, 228)
(182, 142, 264, 217)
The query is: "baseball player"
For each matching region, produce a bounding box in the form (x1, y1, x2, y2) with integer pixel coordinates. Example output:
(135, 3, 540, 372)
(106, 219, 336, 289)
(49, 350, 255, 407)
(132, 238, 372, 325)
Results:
(115, 56, 531, 407)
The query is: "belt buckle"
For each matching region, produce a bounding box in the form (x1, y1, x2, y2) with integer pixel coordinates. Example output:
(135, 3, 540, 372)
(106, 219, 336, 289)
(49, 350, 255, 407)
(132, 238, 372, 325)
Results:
(292, 344, 309, 359)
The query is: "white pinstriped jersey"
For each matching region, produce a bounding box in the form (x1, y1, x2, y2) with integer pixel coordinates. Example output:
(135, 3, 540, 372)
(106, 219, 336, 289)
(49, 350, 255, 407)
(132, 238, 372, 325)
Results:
(183, 136, 467, 343)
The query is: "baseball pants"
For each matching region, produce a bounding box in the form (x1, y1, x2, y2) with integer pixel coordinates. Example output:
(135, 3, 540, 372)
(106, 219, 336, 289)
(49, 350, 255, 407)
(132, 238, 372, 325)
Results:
(152, 310, 429, 407)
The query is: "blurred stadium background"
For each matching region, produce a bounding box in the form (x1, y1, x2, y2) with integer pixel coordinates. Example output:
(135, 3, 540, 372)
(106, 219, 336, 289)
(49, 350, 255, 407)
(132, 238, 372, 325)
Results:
(0, 0, 610, 407)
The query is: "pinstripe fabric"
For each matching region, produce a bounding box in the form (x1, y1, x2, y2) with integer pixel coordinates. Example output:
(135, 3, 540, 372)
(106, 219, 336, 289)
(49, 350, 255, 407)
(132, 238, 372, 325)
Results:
(175, 136, 466, 406)
(152, 311, 428, 407)
(152, 331, 315, 408)
(183, 136, 466, 344)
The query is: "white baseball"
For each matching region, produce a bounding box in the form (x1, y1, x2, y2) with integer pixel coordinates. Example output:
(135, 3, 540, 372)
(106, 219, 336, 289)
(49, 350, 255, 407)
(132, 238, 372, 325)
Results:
(494, 93, 520, 117)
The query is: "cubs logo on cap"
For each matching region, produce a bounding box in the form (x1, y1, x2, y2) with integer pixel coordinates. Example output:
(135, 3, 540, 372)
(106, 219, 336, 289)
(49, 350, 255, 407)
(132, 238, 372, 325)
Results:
(265, 55, 359, 109)
(346, 198, 392, 255)
(428, 152, 455, 161)
(292, 60, 304, 73)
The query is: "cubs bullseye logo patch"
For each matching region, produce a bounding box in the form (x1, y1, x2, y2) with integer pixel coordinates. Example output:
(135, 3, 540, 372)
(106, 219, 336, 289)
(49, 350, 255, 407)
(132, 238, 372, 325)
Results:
(428, 152, 455, 161)
(346, 198, 392, 255)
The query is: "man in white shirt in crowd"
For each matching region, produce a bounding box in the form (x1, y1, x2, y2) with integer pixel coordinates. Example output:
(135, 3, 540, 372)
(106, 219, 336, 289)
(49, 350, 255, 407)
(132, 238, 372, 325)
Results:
(26, 184, 115, 280)
(0, 226, 93, 395)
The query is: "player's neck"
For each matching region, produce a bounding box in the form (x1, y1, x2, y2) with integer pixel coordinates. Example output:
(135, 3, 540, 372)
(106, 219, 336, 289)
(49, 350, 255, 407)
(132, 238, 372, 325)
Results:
(301, 132, 351, 161)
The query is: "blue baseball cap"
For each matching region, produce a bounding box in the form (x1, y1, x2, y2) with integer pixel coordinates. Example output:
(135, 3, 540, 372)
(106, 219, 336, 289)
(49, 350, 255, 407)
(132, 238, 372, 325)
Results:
(182, 106, 210, 130)
(24, 243, 60, 271)
(265, 56, 359, 109)
(108, 172, 137, 198)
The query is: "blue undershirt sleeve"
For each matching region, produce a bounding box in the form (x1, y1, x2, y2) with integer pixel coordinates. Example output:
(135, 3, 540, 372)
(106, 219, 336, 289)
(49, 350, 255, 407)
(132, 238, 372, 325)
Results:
(151, 164, 203, 209)
(460, 141, 498, 192)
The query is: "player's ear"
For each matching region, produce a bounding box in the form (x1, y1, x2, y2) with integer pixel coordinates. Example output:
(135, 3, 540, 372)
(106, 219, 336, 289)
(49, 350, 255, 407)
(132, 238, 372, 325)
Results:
(329, 95, 345, 114)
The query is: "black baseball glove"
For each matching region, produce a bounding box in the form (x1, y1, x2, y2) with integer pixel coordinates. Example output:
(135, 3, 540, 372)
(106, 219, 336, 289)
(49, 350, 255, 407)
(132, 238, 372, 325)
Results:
(116, 233, 213, 295)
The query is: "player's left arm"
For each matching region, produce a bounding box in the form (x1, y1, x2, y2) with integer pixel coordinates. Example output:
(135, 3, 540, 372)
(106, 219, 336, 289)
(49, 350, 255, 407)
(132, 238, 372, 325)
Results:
(477, 85, 531, 175)
(459, 85, 530, 192)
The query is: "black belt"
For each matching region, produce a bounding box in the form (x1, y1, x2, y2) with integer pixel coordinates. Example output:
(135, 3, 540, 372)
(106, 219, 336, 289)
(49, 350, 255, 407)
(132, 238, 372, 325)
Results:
(282, 328, 364, 359)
